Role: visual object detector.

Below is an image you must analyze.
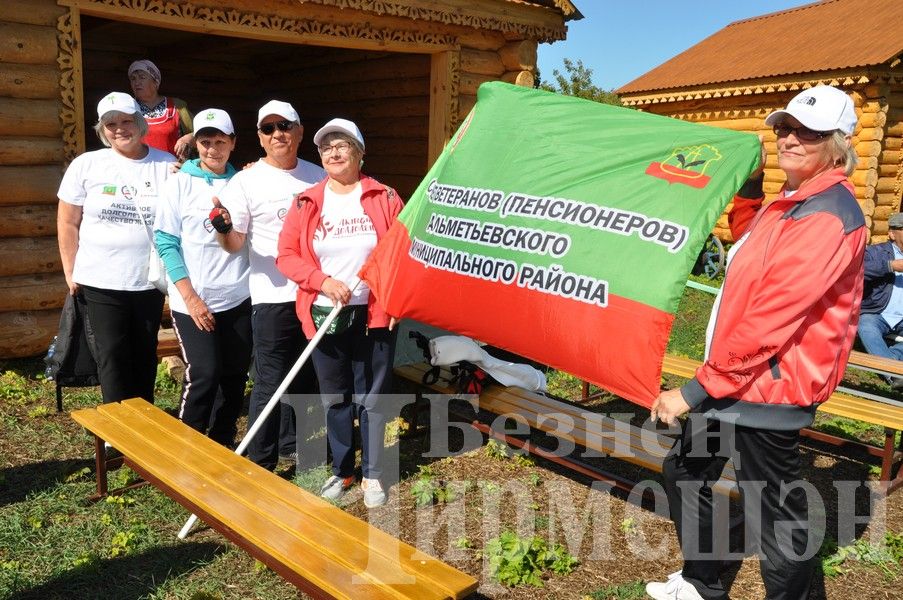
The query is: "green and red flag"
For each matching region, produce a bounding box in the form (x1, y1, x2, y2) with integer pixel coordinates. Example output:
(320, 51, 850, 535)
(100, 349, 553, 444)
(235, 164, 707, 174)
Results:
(361, 82, 760, 407)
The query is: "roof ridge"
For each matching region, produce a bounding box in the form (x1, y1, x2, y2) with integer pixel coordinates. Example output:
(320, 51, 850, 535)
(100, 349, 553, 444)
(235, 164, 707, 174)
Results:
(726, 0, 831, 28)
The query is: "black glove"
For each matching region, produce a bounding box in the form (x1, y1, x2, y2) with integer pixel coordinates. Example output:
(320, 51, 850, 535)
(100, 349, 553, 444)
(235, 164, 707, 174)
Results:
(209, 207, 232, 234)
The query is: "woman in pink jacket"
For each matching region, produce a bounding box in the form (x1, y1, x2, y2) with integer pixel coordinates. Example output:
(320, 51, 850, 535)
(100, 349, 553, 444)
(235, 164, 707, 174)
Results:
(276, 118, 403, 508)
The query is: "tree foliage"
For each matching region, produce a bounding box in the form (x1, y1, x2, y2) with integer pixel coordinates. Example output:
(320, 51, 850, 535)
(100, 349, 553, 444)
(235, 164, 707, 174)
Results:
(539, 58, 621, 106)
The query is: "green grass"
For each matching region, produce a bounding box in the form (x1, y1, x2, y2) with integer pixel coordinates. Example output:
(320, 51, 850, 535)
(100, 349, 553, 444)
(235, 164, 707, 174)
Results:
(2, 279, 900, 597)
(584, 580, 646, 599)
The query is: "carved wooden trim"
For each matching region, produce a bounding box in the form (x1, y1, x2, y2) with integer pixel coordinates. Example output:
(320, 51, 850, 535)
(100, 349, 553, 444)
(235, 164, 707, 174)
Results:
(57, 7, 84, 164)
(620, 71, 903, 107)
(61, 0, 460, 49)
(297, 0, 566, 42)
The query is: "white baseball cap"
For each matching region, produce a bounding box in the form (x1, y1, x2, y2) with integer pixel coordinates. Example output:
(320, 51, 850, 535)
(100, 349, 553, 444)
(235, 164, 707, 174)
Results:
(97, 92, 141, 120)
(256, 100, 299, 128)
(764, 85, 857, 135)
(193, 108, 234, 136)
(313, 118, 365, 150)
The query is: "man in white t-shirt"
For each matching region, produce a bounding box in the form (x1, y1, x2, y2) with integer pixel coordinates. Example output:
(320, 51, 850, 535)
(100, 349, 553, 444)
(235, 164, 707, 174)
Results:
(211, 100, 325, 470)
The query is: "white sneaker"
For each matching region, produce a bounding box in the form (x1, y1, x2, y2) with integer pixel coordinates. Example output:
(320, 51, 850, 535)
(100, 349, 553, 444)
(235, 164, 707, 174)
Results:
(361, 477, 387, 508)
(645, 571, 703, 600)
(320, 475, 354, 501)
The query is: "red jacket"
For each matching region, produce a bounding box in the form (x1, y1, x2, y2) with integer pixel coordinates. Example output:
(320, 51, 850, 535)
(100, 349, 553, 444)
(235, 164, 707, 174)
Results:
(276, 175, 404, 339)
(682, 168, 866, 430)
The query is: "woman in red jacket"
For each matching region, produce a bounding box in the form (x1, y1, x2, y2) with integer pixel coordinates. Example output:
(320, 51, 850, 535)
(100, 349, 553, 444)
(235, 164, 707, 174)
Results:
(276, 118, 403, 508)
(647, 86, 866, 600)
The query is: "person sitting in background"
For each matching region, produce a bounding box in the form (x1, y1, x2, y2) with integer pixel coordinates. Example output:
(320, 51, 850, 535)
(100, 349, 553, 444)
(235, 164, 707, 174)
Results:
(858, 211, 903, 388)
(154, 109, 252, 447)
(128, 59, 193, 160)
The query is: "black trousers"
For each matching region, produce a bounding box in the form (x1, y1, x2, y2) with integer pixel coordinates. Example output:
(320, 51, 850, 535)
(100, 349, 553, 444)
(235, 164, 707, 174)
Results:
(247, 302, 315, 470)
(81, 286, 164, 404)
(310, 318, 396, 480)
(662, 416, 815, 600)
(172, 299, 252, 447)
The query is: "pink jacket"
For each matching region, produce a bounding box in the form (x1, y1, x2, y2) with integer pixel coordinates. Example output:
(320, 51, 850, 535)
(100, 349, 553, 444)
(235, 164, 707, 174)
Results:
(276, 175, 404, 339)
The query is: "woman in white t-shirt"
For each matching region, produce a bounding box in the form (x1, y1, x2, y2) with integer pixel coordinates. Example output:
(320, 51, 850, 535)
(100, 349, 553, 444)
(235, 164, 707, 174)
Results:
(57, 92, 175, 404)
(276, 118, 404, 508)
(154, 109, 251, 447)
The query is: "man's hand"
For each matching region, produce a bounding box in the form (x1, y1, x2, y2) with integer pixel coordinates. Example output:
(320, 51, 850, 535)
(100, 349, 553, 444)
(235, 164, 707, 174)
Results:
(650, 388, 691, 426)
(209, 197, 233, 234)
(891, 258, 903, 272)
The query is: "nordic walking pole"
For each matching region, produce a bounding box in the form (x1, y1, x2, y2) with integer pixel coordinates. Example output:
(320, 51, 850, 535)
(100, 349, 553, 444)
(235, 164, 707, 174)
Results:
(178, 279, 361, 539)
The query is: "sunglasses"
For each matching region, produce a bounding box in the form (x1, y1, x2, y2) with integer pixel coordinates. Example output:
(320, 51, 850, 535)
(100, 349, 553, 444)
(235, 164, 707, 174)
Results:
(773, 123, 833, 142)
(258, 120, 295, 135)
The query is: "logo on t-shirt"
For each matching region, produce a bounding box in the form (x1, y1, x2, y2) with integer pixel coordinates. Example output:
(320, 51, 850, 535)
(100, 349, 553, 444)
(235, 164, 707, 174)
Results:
(120, 185, 138, 200)
(277, 207, 288, 221)
(203, 218, 214, 233)
(102, 185, 117, 195)
(314, 219, 334, 242)
(316, 217, 374, 241)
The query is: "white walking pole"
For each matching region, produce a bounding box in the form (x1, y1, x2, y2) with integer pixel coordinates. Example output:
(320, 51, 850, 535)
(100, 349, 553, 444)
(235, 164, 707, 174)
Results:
(178, 279, 361, 539)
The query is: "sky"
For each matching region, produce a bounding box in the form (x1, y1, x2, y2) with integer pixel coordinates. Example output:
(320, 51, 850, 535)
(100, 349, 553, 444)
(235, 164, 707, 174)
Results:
(537, 0, 814, 92)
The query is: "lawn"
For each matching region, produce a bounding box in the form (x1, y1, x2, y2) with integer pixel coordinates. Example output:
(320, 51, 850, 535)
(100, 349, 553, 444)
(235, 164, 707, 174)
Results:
(1, 279, 902, 599)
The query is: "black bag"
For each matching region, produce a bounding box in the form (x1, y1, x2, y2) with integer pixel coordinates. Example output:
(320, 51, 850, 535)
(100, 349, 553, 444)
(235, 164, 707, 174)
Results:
(44, 293, 100, 411)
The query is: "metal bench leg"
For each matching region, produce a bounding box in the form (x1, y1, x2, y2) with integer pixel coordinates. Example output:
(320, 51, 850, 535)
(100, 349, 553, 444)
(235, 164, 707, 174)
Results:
(56, 384, 63, 413)
(880, 428, 903, 495)
(91, 435, 109, 500)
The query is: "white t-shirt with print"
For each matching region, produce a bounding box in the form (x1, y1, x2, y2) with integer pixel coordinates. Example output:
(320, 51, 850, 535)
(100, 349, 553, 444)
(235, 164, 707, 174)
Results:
(312, 183, 377, 307)
(218, 159, 325, 304)
(156, 172, 250, 314)
(57, 147, 175, 291)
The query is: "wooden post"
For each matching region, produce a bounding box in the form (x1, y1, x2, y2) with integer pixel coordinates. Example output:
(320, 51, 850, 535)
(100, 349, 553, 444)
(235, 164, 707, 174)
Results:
(428, 51, 454, 167)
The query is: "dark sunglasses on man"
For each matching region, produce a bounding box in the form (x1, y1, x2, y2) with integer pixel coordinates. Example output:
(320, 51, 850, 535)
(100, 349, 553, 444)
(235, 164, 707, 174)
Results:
(773, 122, 833, 142)
(258, 120, 295, 135)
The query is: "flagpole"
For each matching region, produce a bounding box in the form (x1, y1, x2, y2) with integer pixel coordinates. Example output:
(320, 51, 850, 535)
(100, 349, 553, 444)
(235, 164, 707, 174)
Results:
(177, 278, 361, 540)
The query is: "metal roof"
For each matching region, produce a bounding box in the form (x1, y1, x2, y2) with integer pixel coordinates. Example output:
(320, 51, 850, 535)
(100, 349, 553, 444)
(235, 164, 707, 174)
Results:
(617, 0, 903, 95)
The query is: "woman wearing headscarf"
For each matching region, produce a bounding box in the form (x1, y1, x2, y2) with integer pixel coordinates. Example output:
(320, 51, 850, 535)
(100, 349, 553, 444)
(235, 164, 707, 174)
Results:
(128, 59, 193, 159)
(154, 109, 251, 447)
(57, 92, 175, 404)
(276, 118, 403, 507)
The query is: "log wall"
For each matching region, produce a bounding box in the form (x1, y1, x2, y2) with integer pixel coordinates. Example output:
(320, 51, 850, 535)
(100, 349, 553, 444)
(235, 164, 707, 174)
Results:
(0, 0, 68, 357)
(635, 79, 902, 244)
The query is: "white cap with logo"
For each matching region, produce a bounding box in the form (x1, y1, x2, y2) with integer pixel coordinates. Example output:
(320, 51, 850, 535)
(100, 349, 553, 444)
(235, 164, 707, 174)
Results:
(313, 118, 365, 150)
(256, 100, 299, 128)
(193, 108, 234, 136)
(97, 92, 141, 120)
(764, 85, 857, 135)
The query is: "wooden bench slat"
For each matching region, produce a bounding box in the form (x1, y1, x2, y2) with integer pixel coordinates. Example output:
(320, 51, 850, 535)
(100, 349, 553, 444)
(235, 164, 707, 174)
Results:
(848, 350, 903, 377)
(396, 363, 739, 496)
(662, 354, 903, 430)
(73, 400, 477, 600)
(112, 399, 477, 600)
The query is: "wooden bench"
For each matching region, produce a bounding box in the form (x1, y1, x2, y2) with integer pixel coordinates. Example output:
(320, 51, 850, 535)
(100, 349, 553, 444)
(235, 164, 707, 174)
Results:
(71, 398, 478, 600)
(395, 362, 740, 499)
(662, 353, 903, 494)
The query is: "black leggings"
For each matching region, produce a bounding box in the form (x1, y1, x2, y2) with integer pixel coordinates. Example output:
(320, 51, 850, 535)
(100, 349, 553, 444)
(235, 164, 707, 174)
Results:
(172, 299, 252, 446)
(81, 286, 164, 404)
